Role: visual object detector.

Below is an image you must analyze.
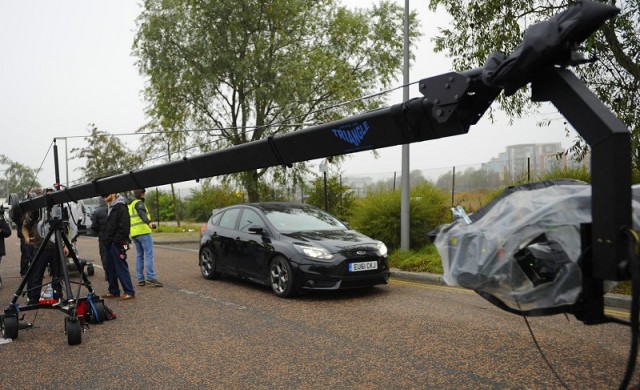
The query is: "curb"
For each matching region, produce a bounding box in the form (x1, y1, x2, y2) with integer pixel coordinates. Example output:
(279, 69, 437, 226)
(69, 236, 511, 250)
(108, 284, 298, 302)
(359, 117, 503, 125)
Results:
(154, 240, 199, 245)
(149, 243, 632, 311)
(390, 268, 631, 310)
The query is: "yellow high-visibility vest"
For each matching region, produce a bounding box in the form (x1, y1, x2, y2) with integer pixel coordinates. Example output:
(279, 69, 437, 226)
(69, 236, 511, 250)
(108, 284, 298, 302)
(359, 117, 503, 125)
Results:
(129, 199, 152, 237)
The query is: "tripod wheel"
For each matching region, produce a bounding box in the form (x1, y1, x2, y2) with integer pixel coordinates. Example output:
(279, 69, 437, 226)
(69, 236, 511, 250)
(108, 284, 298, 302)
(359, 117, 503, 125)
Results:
(87, 264, 95, 276)
(2, 314, 19, 339)
(65, 317, 82, 345)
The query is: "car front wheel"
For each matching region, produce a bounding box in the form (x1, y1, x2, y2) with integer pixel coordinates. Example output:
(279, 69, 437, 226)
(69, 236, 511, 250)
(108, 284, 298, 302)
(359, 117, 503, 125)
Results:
(200, 246, 221, 280)
(269, 256, 297, 298)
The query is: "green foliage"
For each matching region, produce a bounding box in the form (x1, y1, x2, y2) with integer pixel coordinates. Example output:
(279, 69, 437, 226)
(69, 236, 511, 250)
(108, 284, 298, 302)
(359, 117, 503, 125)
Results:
(183, 179, 244, 222)
(538, 166, 591, 183)
(0, 155, 41, 197)
(144, 189, 185, 222)
(389, 245, 443, 273)
(428, 0, 640, 168)
(133, 0, 421, 201)
(70, 124, 143, 181)
(153, 223, 201, 233)
(348, 182, 449, 251)
(305, 174, 356, 220)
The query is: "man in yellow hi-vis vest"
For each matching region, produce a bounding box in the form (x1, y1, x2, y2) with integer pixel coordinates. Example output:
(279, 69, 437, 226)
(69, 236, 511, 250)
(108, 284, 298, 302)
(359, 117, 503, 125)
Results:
(129, 189, 163, 287)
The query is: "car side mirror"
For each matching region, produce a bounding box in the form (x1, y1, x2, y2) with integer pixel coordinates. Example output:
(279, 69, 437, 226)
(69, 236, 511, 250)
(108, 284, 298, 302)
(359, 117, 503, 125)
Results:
(248, 225, 265, 235)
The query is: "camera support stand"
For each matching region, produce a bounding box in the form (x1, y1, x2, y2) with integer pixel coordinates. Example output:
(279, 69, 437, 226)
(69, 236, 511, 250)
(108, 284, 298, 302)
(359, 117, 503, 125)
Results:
(1, 207, 106, 345)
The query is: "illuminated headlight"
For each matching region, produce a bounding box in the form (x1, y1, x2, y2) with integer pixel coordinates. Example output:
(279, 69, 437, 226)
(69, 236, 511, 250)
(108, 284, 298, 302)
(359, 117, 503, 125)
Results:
(294, 244, 334, 261)
(377, 241, 388, 256)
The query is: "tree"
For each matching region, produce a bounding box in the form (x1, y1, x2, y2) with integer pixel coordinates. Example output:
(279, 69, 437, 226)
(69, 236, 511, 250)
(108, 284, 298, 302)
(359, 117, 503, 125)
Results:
(184, 179, 243, 221)
(70, 124, 144, 182)
(145, 188, 186, 222)
(0, 155, 41, 197)
(305, 174, 356, 220)
(137, 125, 189, 226)
(133, 0, 421, 201)
(428, 0, 640, 168)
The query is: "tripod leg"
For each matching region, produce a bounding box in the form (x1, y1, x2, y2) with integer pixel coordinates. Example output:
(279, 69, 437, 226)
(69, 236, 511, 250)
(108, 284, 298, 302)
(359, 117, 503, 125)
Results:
(59, 231, 94, 295)
(54, 229, 74, 303)
(4, 228, 53, 308)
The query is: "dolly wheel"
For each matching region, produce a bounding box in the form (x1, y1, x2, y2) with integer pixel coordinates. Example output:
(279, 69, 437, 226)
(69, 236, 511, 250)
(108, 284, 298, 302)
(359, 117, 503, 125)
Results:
(87, 264, 95, 276)
(65, 317, 82, 345)
(2, 314, 19, 339)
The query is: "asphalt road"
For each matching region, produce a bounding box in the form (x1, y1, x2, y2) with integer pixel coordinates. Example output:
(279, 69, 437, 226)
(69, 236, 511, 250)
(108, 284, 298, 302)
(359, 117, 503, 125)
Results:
(0, 233, 638, 389)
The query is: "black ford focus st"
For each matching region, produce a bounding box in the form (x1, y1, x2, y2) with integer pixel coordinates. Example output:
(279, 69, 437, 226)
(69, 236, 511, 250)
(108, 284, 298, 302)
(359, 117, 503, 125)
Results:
(199, 202, 390, 297)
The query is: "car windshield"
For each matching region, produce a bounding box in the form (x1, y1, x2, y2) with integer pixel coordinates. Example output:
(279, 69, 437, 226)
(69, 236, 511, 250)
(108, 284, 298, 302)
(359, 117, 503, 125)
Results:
(263, 206, 347, 234)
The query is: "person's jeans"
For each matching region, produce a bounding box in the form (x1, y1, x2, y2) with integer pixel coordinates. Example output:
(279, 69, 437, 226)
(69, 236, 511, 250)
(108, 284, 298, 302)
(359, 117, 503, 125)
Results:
(106, 243, 135, 296)
(26, 247, 60, 302)
(132, 234, 157, 282)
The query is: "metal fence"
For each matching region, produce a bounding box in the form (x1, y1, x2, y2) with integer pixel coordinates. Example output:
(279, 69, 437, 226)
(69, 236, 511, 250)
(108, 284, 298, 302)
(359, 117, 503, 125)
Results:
(341, 156, 590, 210)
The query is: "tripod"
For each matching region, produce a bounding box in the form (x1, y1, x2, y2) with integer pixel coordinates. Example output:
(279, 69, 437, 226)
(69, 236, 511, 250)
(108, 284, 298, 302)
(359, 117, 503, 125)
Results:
(1, 205, 107, 345)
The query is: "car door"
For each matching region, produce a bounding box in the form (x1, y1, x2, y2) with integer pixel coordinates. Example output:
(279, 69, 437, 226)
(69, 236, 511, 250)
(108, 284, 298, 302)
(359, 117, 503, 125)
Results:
(213, 207, 242, 274)
(235, 208, 269, 280)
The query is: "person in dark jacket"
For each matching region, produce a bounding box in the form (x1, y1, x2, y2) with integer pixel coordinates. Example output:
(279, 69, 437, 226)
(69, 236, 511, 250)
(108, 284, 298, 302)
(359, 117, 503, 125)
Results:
(0, 210, 12, 288)
(22, 187, 72, 304)
(101, 193, 135, 300)
(90, 197, 108, 279)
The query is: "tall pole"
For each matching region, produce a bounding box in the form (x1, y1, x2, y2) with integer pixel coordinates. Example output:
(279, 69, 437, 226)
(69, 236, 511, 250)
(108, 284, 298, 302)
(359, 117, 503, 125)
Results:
(64, 138, 69, 187)
(400, 0, 410, 250)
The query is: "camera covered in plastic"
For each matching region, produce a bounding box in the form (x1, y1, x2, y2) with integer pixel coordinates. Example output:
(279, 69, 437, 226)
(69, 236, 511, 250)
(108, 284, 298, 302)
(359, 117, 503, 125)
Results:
(432, 180, 640, 315)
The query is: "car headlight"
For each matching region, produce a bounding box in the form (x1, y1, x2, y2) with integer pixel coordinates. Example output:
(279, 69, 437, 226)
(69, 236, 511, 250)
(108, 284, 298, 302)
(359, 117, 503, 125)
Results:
(377, 241, 388, 257)
(293, 244, 334, 261)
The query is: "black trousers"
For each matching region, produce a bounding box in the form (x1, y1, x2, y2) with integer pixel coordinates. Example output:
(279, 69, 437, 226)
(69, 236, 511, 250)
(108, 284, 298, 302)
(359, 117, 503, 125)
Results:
(26, 247, 61, 303)
(19, 238, 34, 277)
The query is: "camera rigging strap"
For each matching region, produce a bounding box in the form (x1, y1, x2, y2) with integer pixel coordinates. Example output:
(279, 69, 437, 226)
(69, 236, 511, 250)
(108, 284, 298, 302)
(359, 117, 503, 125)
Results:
(128, 171, 144, 189)
(91, 179, 107, 197)
(63, 187, 77, 202)
(267, 136, 292, 169)
(181, 156, 201, 183)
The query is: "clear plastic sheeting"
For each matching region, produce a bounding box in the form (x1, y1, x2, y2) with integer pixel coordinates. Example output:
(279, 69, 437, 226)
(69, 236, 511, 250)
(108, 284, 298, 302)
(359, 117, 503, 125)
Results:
(433, 180, 640, 315)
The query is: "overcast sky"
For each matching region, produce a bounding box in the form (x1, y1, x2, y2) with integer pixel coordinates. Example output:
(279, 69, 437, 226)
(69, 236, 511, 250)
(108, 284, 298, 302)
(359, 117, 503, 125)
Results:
(0, 0, 575, 195)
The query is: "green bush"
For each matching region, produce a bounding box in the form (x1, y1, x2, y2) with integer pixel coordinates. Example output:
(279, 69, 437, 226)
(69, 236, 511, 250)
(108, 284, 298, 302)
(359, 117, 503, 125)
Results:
(348, 183, 449, 251)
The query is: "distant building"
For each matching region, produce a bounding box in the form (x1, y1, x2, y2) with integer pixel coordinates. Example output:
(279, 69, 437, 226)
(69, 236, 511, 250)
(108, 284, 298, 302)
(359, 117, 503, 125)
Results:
(506, 143, 563, 175)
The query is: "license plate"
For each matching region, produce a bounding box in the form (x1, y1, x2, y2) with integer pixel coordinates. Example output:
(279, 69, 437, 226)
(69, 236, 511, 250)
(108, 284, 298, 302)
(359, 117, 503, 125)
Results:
(349, 261, 378, 272)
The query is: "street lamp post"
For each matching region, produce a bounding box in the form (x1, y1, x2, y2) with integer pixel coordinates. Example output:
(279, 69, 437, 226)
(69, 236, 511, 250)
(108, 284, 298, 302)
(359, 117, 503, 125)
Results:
(400, 0, 410, 250)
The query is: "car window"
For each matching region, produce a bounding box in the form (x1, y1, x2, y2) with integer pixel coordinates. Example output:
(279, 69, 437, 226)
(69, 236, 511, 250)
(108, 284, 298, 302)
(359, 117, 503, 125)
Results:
(218, 208, 241, 230)
(209, 211, 222, 226)
(239, 209, 265, 233)
(264, 207, 347, 233)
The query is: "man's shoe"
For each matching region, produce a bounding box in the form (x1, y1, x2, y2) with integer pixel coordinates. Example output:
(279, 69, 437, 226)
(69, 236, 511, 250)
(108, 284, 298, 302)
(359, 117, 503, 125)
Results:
(122, 293, 135, 300)
(103, 292, 120, 298)
(147, 279, 163, 287)
(138, 280, 146, 287)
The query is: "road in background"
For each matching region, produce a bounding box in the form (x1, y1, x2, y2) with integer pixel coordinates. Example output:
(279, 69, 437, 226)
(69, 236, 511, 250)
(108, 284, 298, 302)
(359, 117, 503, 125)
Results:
(0, 233, 637, 388)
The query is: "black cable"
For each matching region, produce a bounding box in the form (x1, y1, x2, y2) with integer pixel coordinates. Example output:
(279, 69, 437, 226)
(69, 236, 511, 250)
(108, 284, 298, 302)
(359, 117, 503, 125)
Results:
(619, 228, 640, 389)
(520, 311, 570, 389)
(54, 79, 419, 187)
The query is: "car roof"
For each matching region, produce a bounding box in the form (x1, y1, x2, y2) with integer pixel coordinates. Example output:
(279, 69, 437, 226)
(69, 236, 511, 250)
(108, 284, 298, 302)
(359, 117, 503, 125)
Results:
(244, 202, 317, 212)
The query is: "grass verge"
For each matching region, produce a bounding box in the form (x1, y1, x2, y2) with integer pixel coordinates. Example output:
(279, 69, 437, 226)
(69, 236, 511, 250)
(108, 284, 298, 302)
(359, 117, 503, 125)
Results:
(390, 244, 631, 296)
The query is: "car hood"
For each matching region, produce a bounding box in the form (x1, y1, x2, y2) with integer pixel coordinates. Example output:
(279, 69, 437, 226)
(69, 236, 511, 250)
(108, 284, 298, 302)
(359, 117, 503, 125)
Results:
(282, 230, 379, 252)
